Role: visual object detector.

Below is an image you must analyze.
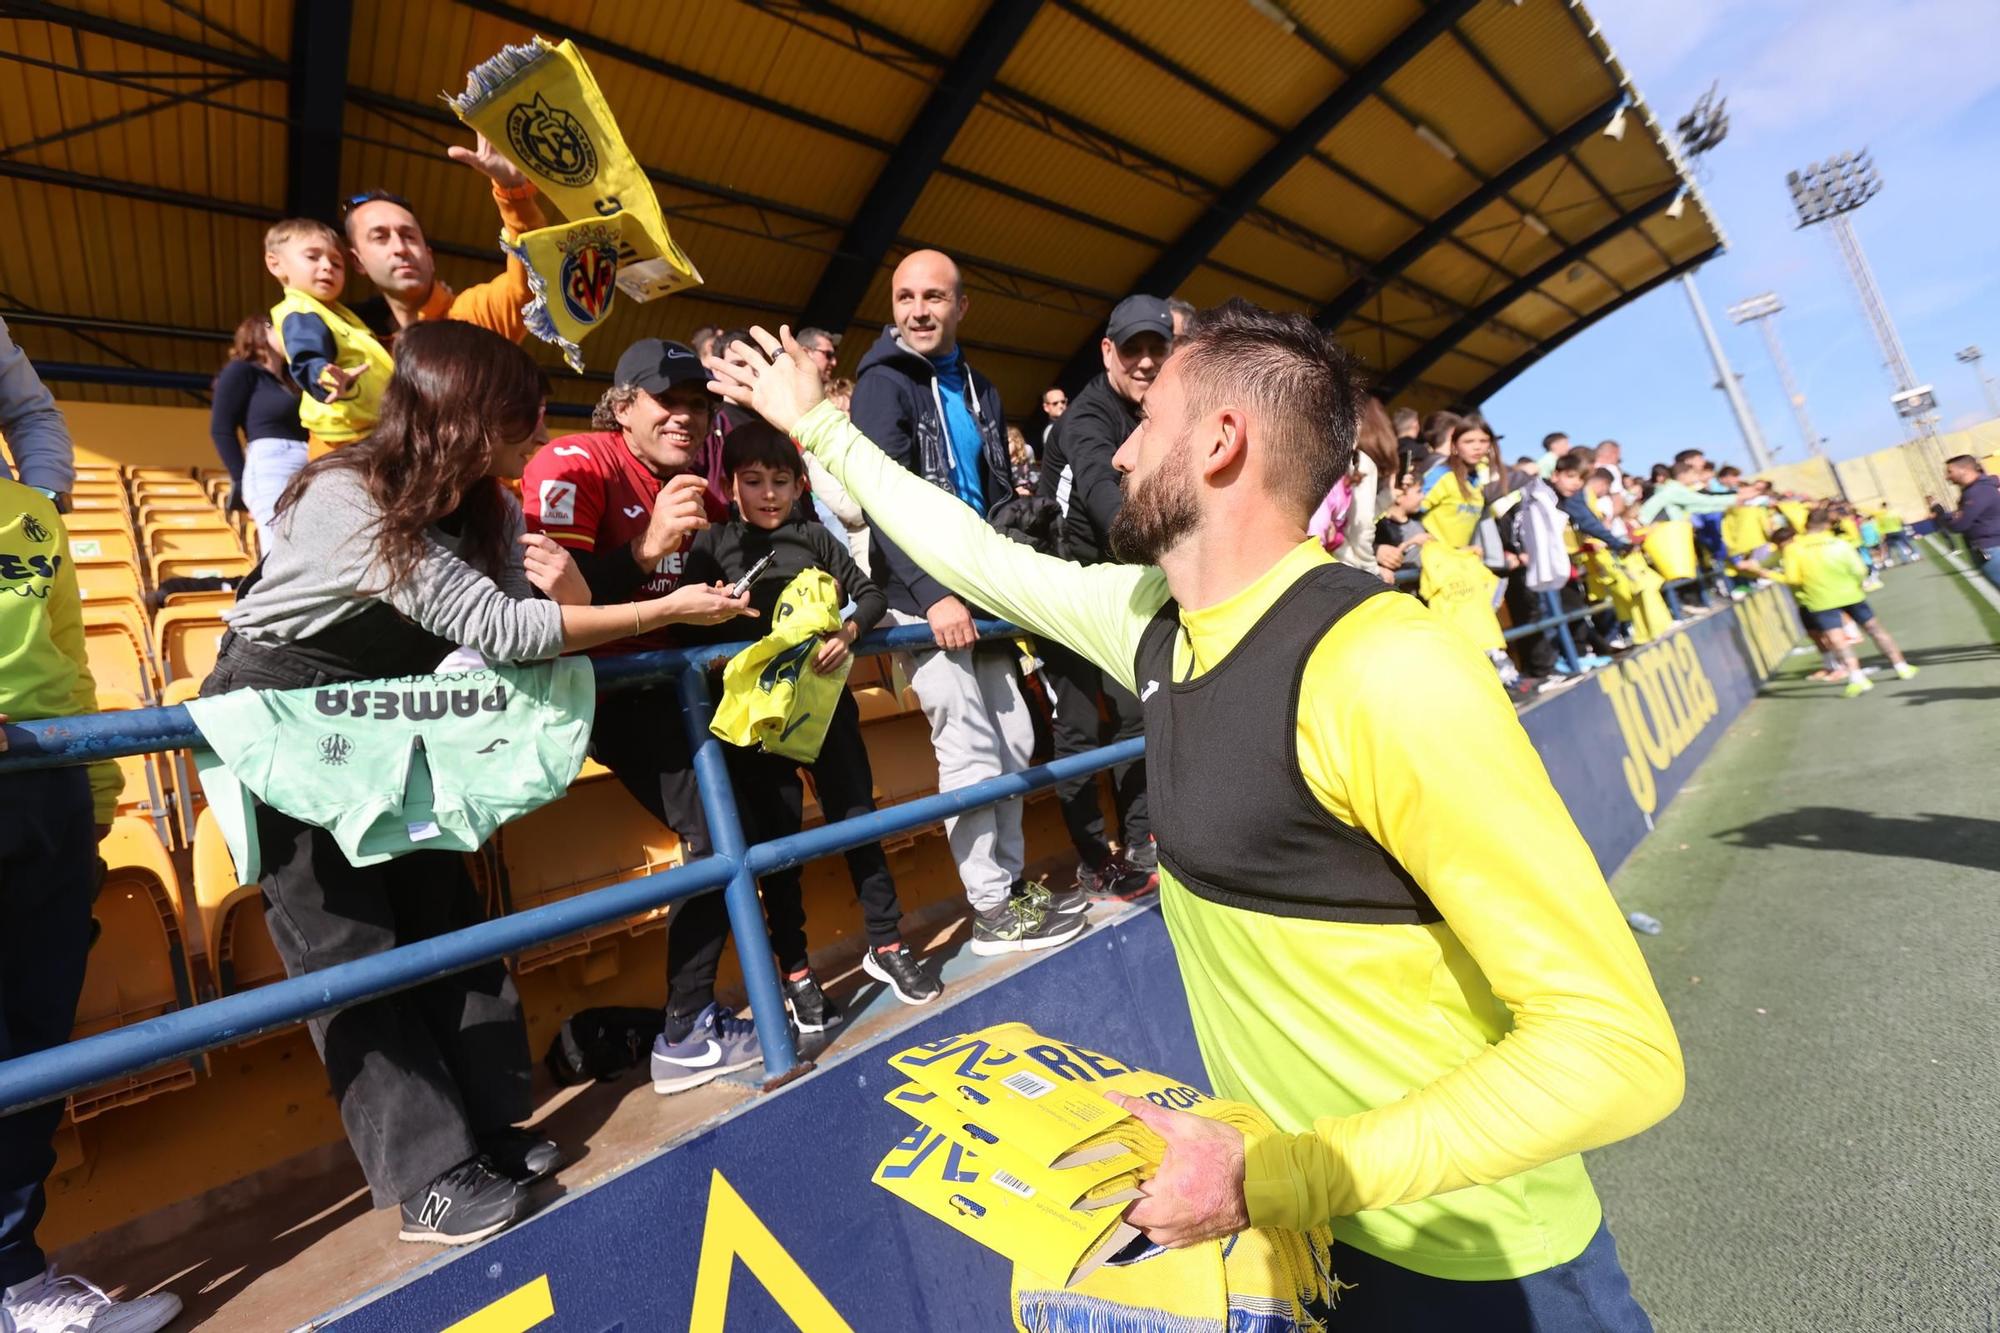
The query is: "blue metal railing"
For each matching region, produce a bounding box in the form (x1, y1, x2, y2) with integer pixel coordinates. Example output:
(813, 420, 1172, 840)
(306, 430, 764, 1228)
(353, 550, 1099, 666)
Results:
(0, 621, 1142, 1116)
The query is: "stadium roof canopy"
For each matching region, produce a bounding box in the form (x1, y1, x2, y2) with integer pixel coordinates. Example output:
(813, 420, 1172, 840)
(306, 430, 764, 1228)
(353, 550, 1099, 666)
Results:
(0, 0, 1725, 420)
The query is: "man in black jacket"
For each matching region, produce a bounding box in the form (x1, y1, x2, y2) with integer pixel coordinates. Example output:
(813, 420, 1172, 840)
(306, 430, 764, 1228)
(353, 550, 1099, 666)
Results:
(849, 250, 1084, 955)
(1037, 296, 1173, 897)
(1943, 455, 2000, 589)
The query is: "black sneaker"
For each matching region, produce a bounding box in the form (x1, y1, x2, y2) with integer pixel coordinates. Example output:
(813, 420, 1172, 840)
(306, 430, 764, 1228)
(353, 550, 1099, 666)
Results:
(861, 943, 944, 1005)
(478, 1127, 562, 1185)
(398, 1156, 523, 1245)
(783, 972, 835, 1034)
(970, 898, 1085, 957)
(1077, 856, 1156, 903)
(1015, 876, 1089, 917)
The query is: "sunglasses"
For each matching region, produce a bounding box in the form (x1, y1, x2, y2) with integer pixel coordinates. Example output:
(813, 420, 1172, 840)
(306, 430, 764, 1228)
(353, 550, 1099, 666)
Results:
(340, 190, 412, 217)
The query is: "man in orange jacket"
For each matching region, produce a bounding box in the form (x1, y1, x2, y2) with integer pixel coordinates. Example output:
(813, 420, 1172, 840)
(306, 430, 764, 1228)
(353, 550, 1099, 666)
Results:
(342, 132, 545, 362)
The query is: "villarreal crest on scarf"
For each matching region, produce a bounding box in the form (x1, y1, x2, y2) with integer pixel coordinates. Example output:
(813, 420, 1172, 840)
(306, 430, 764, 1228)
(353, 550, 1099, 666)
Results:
(450, 37, 703, 370)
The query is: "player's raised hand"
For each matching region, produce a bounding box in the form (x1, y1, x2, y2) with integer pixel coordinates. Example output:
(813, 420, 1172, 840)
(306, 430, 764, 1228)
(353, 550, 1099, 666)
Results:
(705, 327, 826, 436)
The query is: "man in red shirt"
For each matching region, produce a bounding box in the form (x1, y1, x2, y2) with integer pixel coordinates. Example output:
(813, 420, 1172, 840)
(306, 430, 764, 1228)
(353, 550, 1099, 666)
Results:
(522, 338, 767, 1091)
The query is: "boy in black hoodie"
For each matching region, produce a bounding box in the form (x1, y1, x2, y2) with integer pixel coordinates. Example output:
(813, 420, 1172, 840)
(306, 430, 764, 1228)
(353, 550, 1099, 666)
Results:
(680, 422, 943, 1027)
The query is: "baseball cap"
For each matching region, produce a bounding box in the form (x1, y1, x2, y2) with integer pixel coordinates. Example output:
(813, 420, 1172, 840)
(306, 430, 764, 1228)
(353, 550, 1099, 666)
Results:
(1105, 295, 1174, 349)
(614, 338, 707, 396)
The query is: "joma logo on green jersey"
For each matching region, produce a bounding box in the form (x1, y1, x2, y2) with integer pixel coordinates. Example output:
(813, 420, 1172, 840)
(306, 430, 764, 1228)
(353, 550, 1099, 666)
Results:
(313, 686, 508, 721)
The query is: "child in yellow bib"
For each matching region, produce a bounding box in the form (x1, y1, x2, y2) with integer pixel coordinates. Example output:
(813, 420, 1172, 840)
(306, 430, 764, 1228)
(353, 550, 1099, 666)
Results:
(265, 218, 393, 453)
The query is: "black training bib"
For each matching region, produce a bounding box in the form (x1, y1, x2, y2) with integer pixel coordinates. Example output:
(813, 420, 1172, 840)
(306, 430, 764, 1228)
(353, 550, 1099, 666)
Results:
(1133, 561, 1439, 926)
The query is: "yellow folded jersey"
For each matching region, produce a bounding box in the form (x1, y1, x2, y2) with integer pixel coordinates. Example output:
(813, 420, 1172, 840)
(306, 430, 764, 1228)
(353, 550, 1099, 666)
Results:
(709, 569, 849, 762)
(451, 37, 702, 369)
(1721, 505, 1772, 557)
(1418, 543, 1504, 653)
(1641, 519, 1698, 581)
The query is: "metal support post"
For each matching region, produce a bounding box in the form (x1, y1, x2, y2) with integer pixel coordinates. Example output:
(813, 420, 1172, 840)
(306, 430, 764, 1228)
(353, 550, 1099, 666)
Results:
(1540, 591, 1583, 673)
(675, 668, 802, 1083)
(1681, 273, 1774, 472)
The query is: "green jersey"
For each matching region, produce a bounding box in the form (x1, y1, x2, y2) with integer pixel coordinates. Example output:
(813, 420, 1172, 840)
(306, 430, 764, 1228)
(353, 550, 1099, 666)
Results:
(187, 659, 594, 879)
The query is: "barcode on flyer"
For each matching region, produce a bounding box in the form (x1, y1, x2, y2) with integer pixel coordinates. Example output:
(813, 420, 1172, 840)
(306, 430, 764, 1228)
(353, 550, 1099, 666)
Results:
(992, 1170, 1036, 1199)
(1001, 1071, 1056, 1099)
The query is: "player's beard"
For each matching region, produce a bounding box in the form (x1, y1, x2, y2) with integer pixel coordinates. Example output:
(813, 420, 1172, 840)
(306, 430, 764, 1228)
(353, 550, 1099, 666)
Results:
(1110, 432, 1200, 564)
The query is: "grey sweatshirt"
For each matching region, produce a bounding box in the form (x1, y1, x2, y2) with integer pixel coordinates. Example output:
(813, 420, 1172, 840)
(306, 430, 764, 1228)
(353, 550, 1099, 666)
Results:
(225, 467, 564, 663)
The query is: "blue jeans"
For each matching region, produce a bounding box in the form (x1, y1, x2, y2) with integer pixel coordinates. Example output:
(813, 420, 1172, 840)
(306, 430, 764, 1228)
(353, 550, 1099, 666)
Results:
(240, 436, 308, 530)
(1980, 545, 2000, 592)
(1329, 1223, 1653, 1331)
(0, 766, 96, 1287)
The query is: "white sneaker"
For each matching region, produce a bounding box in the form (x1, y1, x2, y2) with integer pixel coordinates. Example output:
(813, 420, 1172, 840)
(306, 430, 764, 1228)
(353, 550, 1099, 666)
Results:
(1, 1267, 181, 1333)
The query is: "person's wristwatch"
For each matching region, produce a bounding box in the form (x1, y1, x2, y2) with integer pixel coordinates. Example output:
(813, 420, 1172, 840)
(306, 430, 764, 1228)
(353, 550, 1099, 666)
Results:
(30, 484, 66, 512)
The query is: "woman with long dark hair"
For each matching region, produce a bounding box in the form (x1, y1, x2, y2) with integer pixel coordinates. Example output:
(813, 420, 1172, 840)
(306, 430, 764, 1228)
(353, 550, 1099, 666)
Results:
(202, 321, 751, 1247)
(209, 314, 308, 527)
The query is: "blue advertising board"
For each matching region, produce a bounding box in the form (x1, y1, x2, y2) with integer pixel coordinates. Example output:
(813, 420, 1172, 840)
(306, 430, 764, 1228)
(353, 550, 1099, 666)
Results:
(320, 589, 1799, 1332)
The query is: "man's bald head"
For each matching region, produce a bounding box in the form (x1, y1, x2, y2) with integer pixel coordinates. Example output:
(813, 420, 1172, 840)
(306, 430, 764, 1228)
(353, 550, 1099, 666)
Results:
(891, 249, 967, 359)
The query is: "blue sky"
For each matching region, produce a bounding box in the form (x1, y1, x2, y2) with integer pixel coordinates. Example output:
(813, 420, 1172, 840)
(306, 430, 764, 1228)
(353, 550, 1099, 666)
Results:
(1486, 0, 2000, 475)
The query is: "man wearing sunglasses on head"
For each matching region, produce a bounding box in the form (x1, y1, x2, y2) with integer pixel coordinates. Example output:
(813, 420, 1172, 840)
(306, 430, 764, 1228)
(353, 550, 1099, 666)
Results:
(342, 133, 546, 352)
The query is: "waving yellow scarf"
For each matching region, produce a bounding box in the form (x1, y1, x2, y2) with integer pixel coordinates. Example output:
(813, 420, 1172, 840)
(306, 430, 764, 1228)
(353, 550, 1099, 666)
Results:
(450, 37, 702, 369)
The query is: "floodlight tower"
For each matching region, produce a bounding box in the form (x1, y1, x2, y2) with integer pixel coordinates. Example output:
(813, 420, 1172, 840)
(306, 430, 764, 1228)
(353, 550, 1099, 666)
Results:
(1786, 152, 1945, 479)
(1727, 293, 1821, 456)
(1956, 345, 1999, 418)
(1673, 86, 1775, 472)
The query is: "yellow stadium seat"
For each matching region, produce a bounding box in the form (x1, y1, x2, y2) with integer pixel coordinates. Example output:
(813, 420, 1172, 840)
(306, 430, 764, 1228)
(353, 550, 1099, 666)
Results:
(74, 466, 120, 484)
(68, 818, 199, 1120)
(125, 467, 194, 483)
(153, 553, 253, 585)
(66, 527, 137, 567)
(62, 509, 132, 535)
(859, 710, 941, 807)
(69, 481, 124, 500)
(131, 479, 207, 499)
(137, 501, 224, 533)
(154, 607, 227, 686)
(496, 768, 686, 972)
(67, 492, 126, 512)
(159, 587, 237, 613)
(91, 688, 175, 839)
(74, 563, 144, 618)
(190, 808, 286, 999)
(81, 615, 154, 702)
(146, 529, 243, 583)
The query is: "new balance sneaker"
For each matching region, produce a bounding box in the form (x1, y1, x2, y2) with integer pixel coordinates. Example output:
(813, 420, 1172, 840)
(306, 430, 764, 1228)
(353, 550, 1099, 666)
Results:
(1, 1267, 181, 1333)
(397, 1157, 523, 1245)
(652, 1003, 763, 1093)
(783, 971, 835, 1034)
(1843, 674, 1875, 698)
(1894, 662, 1919, 680)
(1076, 856, 1156, 903)
(478, 1127, 562, 1185)
(861, 943, 944, 1005)
(1018, 875, 1090, 917)
(970, 898, 1085, 957)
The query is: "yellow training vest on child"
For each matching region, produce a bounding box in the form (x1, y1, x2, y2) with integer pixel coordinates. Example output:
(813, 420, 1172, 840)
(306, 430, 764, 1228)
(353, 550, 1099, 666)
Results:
(271, 288, 393, 444)
(1418, 543, 1504, 653)
(450, 37, 702, 370)
(710, 569, 850, 762)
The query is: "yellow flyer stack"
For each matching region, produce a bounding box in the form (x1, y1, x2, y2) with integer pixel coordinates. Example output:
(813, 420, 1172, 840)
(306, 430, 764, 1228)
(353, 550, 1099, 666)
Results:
(871, 1025, 1149, 1286)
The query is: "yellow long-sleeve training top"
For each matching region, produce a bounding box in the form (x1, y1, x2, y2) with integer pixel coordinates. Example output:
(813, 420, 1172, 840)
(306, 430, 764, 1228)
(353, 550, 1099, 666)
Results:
(793, 401, 1683, 1280)
(1, 479, 119, 822)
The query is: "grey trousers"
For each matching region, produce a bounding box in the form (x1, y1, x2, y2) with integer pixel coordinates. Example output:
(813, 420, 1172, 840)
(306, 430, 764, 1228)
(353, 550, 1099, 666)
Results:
(889, 611, 1035, 913)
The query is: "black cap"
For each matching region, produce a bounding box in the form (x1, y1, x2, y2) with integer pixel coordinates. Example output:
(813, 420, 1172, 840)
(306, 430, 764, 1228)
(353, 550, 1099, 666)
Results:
(614, 338, 706, 396)
(1105, 295, 1174, 349)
